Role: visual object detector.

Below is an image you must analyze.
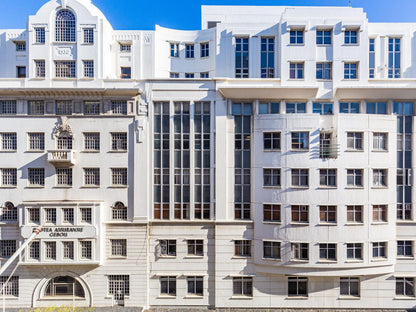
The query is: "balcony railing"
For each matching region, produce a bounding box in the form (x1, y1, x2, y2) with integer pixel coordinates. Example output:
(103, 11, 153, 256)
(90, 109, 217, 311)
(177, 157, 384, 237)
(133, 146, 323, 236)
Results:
(47, 150, 75, 166)
(319, 143, 340, 159)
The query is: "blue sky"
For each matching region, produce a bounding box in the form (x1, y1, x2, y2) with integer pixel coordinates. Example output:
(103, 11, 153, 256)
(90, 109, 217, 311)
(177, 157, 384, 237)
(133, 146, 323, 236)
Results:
(0, 0, 415, 30)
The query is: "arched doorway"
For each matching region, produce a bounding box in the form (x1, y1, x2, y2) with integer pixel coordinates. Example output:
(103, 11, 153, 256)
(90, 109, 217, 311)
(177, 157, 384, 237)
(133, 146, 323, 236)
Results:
(44, 276, 85, 298)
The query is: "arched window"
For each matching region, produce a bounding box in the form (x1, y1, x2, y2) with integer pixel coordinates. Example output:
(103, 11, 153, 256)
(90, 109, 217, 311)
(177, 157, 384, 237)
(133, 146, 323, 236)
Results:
(57, 131, 73, 150)
(112, 202, 127, 220)
(55, 10, 76, 42)
(1, 202, 17, 221)
(44, 276, 85, 298)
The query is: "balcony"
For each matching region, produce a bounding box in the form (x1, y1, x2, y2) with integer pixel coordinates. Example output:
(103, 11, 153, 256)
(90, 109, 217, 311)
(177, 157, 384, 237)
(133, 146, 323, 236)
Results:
(47, 150, 75, 167)
(319, 143, 340, 159)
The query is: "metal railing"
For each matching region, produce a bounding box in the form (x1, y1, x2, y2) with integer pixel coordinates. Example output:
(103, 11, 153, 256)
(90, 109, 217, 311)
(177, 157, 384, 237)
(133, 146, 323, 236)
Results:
(319, 143, 340, 159)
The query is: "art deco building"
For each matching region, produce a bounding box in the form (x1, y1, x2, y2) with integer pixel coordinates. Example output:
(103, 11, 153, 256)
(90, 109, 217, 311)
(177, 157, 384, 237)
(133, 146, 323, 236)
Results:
(0, 0, 415, 310)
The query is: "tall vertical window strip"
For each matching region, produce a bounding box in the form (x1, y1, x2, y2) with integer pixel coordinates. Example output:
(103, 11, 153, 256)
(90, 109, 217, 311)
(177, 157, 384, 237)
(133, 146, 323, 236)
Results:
(35, 28, 45, 44)
(173, 102, 190, 220)
(83, 60, 94, 78)
(154, 102, 170, 220)
(35, 60, 45, 78)
(369, 38, 375, 78)
(261, 37, 274, 78)
(194, 102, 211, 220)
(388, 38, 401, 78)
(233, 102, 252, 220)
(235, 38, 249, 78)
(55, 10, 76, 42)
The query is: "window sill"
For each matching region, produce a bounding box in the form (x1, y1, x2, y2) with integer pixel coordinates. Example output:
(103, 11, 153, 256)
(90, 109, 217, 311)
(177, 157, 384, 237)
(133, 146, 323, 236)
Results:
(263, 221, 282, 225)
(316, 44, 332, 47)
(25, 186, 44, 189)
(108, 185, 128, 189)
(0, 151, 17, 153)
(396, 220, 416, 224)
(157, 295, 177, 299)
(290, 222, 309, 226)
(345, 222, 364, 226)
(81, 43, 94, 46)
(184, 255, 204, 259)
(396, 256, 414, 260)
(230, 295, 253, 300)
(52, 41, 76, 44)
(371, 222, 388, 225)
(108, 256, 127, 259)
(263, 186, 281, 189)
(371, 186, 388, 189)
(345, 149, 364, 152)
(262, 257, 281, 261)
(263, 149, 281, 152)
(394, 296, 416, 300)
(0, 186, 17, 189)
(52, 78, 77, 81)
(31, 77, 46, 80)
(288, 44, 305, 46)
(286, 296, 308, 300)
(345, 259, 364, 263)
(317, 186, 337, 189)
(317, 260, 337, 263)
(184, 295, 204, 299)
(288, 79, 305, 81)
(53, 186, 72, 189)
(289, 149, 309, 152)
(80, 186, 100, 188)
(108, 150, 128, 153)
(290, 186, 309, 189)
(345, 186, 364, 189)
(26, 150, 45, 153)
(338, 296, 360, 300)
(158, 255, 177, 259)
(371, 258, 388, 262)
(232, 256, 252, 260)
(372, 150, 388, 153)
(80, 78, 95, 81)
(318, 222, 337, 226)
(290, 259, 309, 263)
(81, 150, 100, 153)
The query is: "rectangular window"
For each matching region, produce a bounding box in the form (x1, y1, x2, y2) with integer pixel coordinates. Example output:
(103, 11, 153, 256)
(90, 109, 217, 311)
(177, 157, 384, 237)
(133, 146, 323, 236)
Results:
(316, 30, 331, 45)
(347, 169, 363, 187)
(347, 132, 363, 150)
(56, 168, 72, 186)
(289, 62, 304, 79)
(11, 60, 32, 79)
(397, 203, 412, 221)
(185, 44, 194, 58)
(111, 168, 128, 186)
(263, 168, 281, 187)
(369, 38, 375, 78)
(233, 277, 253, 297)
(200, 72, 209, 78)
(291, 169, 309, 187)
(319, 206, 337, 223)
(319, 169, 337, 187)
(84, 168, 100, 186)
(372, 242, 387, 259)
(0, 100, 17, 115)
(45, 241, 56, 260)
(319, 243, 337, 261)
(83, 60, 94, 78)
(288, 277, 308, 297)
(170, 43, 179, 57)
(28, 168, 44, 186)
(83, 28, 94, 44)
(235, 37, 249, 78)
(263, 204, 281, 222)
(80, 208, 92, 224)
(259, 102, 279, 114)
(344, 30, 358, 44)
(234, 240, 251, 257)
(0, 133, 17, 151)
(187, 276, 203, 296)
(28, 101, 44, 115)
(111, 100, 128, 115)
(373, 169, 387, 187)
(27, 208, 40, 224)
(120, 44, 131, 52)
(160, 276, 176, 296)
(56, 132, 72, 150)
(35, 60, 45, 78)
(263, 241, 281, 259)
(169, 72, 179, 78)
(261, 37, 274, 78)
(290, 30, 304, 44)
(15, 42, 26, 52)
(340, 277, 360, 297)
(286, 102, 306, 113)
(373, 133, 388, 151)
(185, 73, 194, 78)
(83, 101, 100, 115)
(63, 208, 74, 224)
(388, 37, 401, 78)
(84, 132, 100, 151)
(291, 205, 309, 223)
(0, 240, 16, 258)
(340, 102, 360, 114)
(397, 241, 413, 257)
(366, 102, 387, 114)
(35, 27, 45, 44)
(120, 67, 131, 79)
(56, 100, 72, 115)
(0, 276, 18, 297)
(63, 241, 74, 260)
(187, 239, 203, 256)
(1, 168, 17, 187)
(344, 62, 358, 79)
(263, 132, 280, 150)
(200, 42, 209, 57)
(159, 239, 176, 257)
(111, 132, 128, 151)
(291, 132, 309, 150)
(80, 241, 92, 259)
(55, 61, 76, 78)
(316, 62, 332, 80)
(346, 243, 363, 260)
(108, 275, 130, 298)
(45, 208, 56, 224)
(373, 205, 387, 222)
(347, 205, 363, 223)
(396, 277, 415, 297)
(29, 241, 40, 260)
(111, 239, 127, 257)
(291, 243, 308, 261)
(313, 102, 333, 115)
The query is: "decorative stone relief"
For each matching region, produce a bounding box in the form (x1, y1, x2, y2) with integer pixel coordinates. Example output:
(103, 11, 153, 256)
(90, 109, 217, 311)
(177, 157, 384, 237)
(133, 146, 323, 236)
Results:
(54, 116, 73, 138)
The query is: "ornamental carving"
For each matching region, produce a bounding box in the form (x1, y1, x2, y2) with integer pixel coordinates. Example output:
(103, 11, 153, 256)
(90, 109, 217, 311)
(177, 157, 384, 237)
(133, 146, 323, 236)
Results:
(54, 116, 73, 138)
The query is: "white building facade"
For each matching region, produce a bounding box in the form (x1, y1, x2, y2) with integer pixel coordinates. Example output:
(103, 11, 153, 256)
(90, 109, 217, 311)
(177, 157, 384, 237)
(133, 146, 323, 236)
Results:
(0, 0, 416, 310)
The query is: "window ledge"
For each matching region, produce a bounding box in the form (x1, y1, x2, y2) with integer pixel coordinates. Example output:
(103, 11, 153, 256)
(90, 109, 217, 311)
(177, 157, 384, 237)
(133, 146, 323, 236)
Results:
(0, 186, 17, 189)
(343, 43, 360, 47)
(371, 222, 388, 225)
(158, 256, 176, 259)
(263, 186, 281, 189)
(396, 256, 415, 260)
(263, 149, 281, 152)
(318, 222, 337, 226)
(288, 44, 305, 47)
(372, 150, 388, 153)
(342, 79, 360, 81)
(317, 260, 337, 263)
(81, 150, 100, 153)
(52, 78, 77, 81)
(263, 221, 282, 225)
(345, 149, 364, 152)
(316, 44, 332, 47)
(290, 186, 309, 189)
(289, 149, 309, 152)
(290, 259, 309, 263)
(262, 257, 281, 261)
(232, 256, 252, 260)
(371, 186, 388, 189)
(184, 256, 204, 259)
(184, 295, 204, 299)
(338, 296, 361, 300)
(290, 222, 309, 226)
(25, 186, 44, 189)
(80, 186, 100, 189)
(108, 186, 128, 189)
(79, 78, 95, 81)
(345, 186, 364, 189)
(286, 296, 308, 300)
(157, 295, 177, 299)
(31, 77, 46, 81)
(371, 258, 388, 262)
(345, 260, 364, 263)
(394, 296, 416, 300)
(108, 150, 128, 153)
(53, 186, 72, 189)
(108, 256, 127, 259)
(317, 186, 337, 189)
(0, 151, 17, 153)
(396, 220, 416, 224)
(288, 79, 305, 81)
(345, 222, 364, 226)
(230, 295, 253, 300)
(25, 150, 45, 153)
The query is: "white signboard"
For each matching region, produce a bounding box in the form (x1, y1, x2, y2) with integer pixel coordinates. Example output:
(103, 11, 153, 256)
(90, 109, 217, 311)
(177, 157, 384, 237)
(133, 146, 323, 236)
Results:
(21, 226, 96, 239)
